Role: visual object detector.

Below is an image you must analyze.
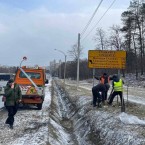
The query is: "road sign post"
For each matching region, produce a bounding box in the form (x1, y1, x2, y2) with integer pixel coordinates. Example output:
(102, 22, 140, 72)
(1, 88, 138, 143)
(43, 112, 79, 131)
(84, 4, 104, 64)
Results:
(88, 50, 126, 112)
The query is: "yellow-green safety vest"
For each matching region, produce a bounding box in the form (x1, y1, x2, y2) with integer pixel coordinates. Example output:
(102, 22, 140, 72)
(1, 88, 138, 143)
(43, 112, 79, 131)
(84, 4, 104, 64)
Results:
(113, 79, 123, 92)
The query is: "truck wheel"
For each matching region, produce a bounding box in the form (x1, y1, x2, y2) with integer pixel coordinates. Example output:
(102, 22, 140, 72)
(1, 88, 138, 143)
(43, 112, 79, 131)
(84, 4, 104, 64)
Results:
(37, 103, 42, 110)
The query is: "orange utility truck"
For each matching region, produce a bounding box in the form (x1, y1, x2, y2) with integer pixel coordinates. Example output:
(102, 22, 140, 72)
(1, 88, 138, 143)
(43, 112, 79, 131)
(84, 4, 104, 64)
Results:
(14, 66, 48, 110)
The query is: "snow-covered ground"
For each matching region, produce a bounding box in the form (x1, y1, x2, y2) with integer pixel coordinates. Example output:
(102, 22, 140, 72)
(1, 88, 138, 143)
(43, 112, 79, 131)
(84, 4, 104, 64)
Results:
(0, 81, 52, 145)
(64, 73, 145, 106)
(55, 78, 145, 144)
(1, 73, 145, 145)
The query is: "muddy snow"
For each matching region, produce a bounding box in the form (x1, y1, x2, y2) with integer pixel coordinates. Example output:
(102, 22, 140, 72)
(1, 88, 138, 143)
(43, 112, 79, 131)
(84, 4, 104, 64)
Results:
(0, 83, 51, 145)
(1, 75, 145, 145)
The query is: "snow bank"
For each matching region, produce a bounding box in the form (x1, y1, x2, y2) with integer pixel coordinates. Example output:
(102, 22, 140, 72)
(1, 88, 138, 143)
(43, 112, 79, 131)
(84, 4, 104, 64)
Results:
(119, 112, 145, 125)
(73, 96, 145, 145)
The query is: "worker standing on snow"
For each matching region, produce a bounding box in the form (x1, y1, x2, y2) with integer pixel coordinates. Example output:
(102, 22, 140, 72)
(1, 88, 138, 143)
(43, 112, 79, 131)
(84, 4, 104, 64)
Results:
(4, 79, 22, 129)
(92, 83, 106, 107)
(108, 74, 124, 106)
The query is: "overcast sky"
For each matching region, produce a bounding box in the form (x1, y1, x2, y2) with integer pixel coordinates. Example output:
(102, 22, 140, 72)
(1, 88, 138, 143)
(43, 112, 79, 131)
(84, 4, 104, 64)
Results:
(0, 0, 130, 66)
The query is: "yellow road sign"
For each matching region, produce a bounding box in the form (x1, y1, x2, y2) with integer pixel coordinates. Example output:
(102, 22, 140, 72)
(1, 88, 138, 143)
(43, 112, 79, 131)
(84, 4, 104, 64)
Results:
(26, 86, 38, 95)
(88, 50, 126, 69)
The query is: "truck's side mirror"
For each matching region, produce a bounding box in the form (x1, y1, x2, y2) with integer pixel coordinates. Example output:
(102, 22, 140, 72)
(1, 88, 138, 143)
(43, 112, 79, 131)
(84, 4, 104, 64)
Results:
(45, 79, 48, 84)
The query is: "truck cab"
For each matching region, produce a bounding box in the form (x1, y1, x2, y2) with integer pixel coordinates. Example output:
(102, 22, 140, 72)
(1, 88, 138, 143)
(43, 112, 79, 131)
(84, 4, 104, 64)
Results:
(14, 66, 48, 110)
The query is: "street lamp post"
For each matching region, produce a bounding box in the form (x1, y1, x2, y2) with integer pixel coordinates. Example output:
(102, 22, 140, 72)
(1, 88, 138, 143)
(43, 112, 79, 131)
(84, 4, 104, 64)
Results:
(59, 59, 62, 78)
(54, 49, 67, 84)
(20, 56, 27, 67)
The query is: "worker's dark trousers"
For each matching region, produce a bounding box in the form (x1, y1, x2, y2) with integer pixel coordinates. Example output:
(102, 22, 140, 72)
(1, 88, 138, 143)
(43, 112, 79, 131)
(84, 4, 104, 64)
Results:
(5, 104, 18, 126)
(104, 83, 110, 100)
(104, 91, 108, 100)
(92, 87, 102, 106)
(108, 91, 124, 105)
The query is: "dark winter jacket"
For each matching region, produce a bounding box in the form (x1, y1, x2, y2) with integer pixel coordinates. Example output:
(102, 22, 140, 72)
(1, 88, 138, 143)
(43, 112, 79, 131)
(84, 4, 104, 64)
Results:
(4, 83, 22, 106)
(95, 83, 106, 92)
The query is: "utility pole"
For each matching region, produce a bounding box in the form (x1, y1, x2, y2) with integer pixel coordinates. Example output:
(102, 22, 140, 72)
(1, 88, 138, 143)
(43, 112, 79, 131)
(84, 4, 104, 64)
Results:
(64, 54, 67, 85)
(77, 33, 80, 89)
(59, 59, 61, 78)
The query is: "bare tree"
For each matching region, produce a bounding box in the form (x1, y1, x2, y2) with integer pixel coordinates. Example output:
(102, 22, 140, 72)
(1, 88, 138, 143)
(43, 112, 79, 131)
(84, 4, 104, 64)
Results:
(93, 28, 108, 50)
(109, 25, 124, 50)
(68, 44, 83, 61)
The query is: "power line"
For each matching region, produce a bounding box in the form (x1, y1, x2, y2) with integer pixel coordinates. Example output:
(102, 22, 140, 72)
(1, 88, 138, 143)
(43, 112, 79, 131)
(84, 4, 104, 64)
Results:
(81, 0, 117, 42)
(80, 0, 104, 37)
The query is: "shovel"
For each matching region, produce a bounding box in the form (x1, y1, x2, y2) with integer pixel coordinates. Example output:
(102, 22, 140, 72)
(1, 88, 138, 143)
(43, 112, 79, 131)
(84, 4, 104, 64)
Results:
(108, 88, 113, 101)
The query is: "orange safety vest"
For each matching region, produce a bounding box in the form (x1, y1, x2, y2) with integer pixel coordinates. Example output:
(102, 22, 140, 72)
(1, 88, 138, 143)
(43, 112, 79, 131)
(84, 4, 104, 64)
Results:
(100, 76, 110, 84)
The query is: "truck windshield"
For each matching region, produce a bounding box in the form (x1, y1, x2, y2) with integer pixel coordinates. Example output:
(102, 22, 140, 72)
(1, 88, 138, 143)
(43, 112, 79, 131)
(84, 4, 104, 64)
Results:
(19, 72, 41, 79)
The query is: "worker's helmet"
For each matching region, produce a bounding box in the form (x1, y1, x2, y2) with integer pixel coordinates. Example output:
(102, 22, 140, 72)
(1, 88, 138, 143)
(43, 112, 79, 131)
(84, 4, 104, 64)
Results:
(103, 73, 107, 76)
(113, 74, 118, 79)
(8, 79, 14, 84)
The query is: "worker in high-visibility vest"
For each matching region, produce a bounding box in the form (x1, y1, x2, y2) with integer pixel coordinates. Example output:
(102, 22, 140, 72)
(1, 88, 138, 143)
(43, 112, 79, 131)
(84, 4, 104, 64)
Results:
(108, 74, 124, 105)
